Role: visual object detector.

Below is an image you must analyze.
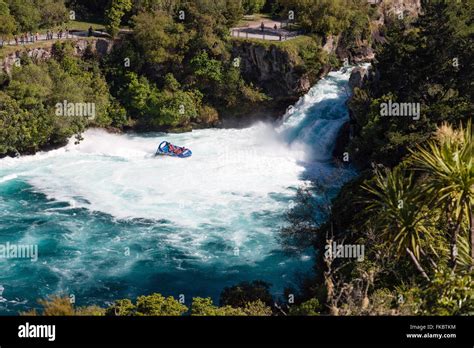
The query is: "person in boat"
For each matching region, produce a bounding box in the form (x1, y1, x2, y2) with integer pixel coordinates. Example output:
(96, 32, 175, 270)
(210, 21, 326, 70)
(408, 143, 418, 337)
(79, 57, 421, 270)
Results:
(167, 143, 183, 155)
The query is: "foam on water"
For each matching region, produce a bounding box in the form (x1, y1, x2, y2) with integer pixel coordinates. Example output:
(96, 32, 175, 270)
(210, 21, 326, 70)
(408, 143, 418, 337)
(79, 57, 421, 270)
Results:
(0, 68, 356, 312)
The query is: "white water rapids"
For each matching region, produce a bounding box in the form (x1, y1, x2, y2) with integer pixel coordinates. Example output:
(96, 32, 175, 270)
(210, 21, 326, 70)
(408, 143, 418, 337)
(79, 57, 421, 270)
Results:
(0, 68, 356, 310)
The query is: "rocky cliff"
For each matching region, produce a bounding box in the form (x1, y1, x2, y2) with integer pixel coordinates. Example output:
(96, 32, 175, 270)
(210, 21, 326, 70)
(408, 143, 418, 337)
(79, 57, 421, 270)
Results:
(0, 38, 114, 75)
(331, 0, 423, 160)
(333, 66, 372, 161)
(323, 0, 422, 64)
(232, 39, 320, 102)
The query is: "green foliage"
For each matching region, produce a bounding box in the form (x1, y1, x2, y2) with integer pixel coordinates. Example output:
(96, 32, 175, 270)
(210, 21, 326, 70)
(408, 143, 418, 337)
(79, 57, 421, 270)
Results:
(190, 50, 223, 84)
(0, 91, 52, 155)
(0, 0, 17, 40)
(190, 297, 272, 316)
(242, 0, 266, 15)
(288, 298, 321, 316)
(360, 121, 473, 277)
(5, 0, 67, 32)
(219, 280, 274, 308)
(410, 121, 473, 269)
(102, 2, 266, 128)
(362, 167, 434, 260)
(106, 294, 188, 316)
(24, 292, 274, 316)
(190, 297, 246, 316)
(105, 0, 132, 37)
(107, 98, 129, 128)
(0, 44, 119, 156)
(6, 0, 41, 32)
(288, 1, 473, 315)
(36, 0, 68, 28)
(135, 294, 188, 316)
(420, 270, 474, 316)
(105, 299, 135, 316)
(119, 71, 201, 129)
(131, 0, 181, 15)
(132, 10, 189, 68)
(241, 300, 273, 316)
(148, 88, 202, 128)
(21, 295, 105, 316)
(277, 0, 370, 37)
(348, 0, 473, 168)
(74, 305, 107, 316)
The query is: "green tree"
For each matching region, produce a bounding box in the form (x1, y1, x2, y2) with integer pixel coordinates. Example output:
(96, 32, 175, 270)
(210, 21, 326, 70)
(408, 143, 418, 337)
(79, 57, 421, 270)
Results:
(106, 294, 188, 316)
(288, 298, 321, 316)
(6, 0, 41, 32)
(410, 122, 473, 270)
(242, 0, 265, 14)
(277, 0, 369, 37)
(420, 270, 474, 315)
(0, 0, 17, 45)
(362, 167, 434, 281)
(36, 0, 68, 28)
(190, 297, 246, 316)
(105, 0, 132, 37)
(190, 50, 223, 84)
(147, 88, 201, 128)
(135, 294, 188, 316)
(219, 281, 274, 308)
(105, 299, 135, 316)
(132, 10, 189, 70)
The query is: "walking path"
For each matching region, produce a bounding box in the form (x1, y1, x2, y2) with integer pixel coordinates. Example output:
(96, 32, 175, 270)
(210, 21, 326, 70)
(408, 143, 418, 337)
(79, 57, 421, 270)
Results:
(231, 18, 300, 42)
(0, 30, 109, 48)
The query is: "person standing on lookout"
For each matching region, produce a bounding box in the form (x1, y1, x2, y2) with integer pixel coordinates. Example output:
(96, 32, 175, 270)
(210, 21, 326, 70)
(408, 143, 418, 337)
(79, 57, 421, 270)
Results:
(260, 22, 264, 32)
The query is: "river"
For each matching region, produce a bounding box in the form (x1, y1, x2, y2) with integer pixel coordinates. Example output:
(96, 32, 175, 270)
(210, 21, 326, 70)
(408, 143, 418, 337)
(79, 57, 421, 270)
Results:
(0, 67, 356, 314)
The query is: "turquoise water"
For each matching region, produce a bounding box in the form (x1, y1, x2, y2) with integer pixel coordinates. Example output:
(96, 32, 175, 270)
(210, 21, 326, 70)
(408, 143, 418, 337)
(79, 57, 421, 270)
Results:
(0, 68, 355, 314)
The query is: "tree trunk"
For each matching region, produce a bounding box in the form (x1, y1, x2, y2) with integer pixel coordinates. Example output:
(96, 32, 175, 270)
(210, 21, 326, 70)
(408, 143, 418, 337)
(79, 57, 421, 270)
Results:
(406, 248, 430, 281)
(450, 228, 458, 270)
(450, 210, 464, 271)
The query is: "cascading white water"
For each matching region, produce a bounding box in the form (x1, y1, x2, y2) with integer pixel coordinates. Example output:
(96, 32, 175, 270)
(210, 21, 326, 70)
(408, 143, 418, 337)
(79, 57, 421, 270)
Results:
(0, 68, 355, 312)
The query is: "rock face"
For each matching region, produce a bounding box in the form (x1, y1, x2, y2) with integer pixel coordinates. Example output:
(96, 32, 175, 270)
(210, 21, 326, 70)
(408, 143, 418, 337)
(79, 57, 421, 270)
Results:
(378, 0, 422, 21)
(333, 66, 371, 160)
(336, 39, 375, 64)
(322, 33, 375, 64)
(348, 67, 369, 92)
(323, 0, 423, 64)
(232, 41, 314, 101)
(1, 39, 114, 75)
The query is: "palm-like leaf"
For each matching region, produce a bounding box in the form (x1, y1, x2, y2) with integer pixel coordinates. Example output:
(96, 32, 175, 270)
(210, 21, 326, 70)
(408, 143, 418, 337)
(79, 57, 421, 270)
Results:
(362, 167, 434, 260)
(409, 120, 473, 266)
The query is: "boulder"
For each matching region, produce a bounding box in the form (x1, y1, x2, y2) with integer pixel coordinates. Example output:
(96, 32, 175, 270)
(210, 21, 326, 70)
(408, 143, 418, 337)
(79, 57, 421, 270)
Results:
(348, 67, 369, 92)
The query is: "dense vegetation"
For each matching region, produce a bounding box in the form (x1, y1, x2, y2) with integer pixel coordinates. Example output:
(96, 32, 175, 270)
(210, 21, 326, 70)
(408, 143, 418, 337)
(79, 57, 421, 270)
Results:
(102, 1, 269, 131)
(23, 280, 320, 316)
(277, 0, 372, 39)
(1, 0, 472, 316)
(280, 0, 473, 316)
(1, 0, 375, 156)
(0, 0, 68, 35)
(0, 41, 125, 156)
